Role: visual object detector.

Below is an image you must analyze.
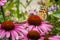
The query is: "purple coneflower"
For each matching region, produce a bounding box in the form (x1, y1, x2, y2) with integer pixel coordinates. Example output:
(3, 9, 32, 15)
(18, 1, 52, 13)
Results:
(22, 15, 53, 35)
(0, 20, 24, 40)
(19, 30, 44, 40)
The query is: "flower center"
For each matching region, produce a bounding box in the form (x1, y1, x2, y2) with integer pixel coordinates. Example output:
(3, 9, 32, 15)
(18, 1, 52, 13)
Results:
(1, 20, 15, 31)
(27, 15, 42, 26)
(27, 30, 40, 40)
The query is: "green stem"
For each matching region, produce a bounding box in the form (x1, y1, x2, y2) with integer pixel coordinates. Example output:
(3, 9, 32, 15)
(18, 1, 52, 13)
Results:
(0, 6, 5, 21)
(20, 2, 26, 9)
(26, 0, 32, 8)
(16, 0, 20, 18)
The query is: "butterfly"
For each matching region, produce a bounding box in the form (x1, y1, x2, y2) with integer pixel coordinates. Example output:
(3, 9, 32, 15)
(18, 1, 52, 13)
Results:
(37, 8, 47, 20)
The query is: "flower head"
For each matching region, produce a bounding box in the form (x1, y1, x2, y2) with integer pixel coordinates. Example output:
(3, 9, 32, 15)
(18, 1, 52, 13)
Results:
(19, 30, 44, 40)
(1, 20, 15, 31)
(0, 20, 24, 40)
(23, 15, 53, 35)
(0, 0, 6, 6)
(28, 15, 42, 26)
(27, 30, 40, 40)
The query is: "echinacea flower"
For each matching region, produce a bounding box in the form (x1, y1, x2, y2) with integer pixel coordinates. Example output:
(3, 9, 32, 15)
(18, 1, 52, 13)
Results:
(22, 15, 53, 35)
(0, 20, 24, 40)
(0, 0, 6, 6)
(19, 30, 44, 40)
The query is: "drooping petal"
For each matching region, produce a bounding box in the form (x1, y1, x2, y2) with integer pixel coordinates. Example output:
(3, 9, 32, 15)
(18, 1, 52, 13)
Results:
(0, 30, 5, 39)
(16, 28, 28, 35)
(15, 29, 24, 39)
(14, 23, 22, 26)
(27, 25, 34, 31)
(40, 25, 49, 34)
(22, 23, 29, 28)
(15, 25, 24, 29)
(42, 23, 52, 31)
(37, 27, 45, 35)
(11, 31, 15, 40)
(12, 30, 19, 40)
(49, 36, 60, 40)
(0, 1, 4, 6)
(38, 37, 44, 40)
(32, 26, 39, 32)
(1, 0, 7, 3)
(21, 37, 28, 40)
(6, 31, 10, 38)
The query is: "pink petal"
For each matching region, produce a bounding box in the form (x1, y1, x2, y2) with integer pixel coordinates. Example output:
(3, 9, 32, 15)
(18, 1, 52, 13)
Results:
(41, 28, 48, 34)
(39, 24, 50, 34)
(41, 23, 52, 31)
(49, 36, 60, 40)
(0, 30, 5, 38)
(6, 31, 10, 38)
(38, 37, 44, 40)
(11, 31, 15, 40)
(37, 27, 45, 35)
(28, 26, 34, 31)
(21, 37, 28, 40)
(16, 28, 28, 35)
(14, 23, 21, 26)
(12, 30, 19, 40)
(32, 26, 39, 32)
(15, 30, 24, 39)
(23, 23, 29, 28)
(1, 0, 7, 3)
(0, 1, 4, 6)
(43, 23, 53, 28)
(40, 25, 48, 31)
(15, 25, 24, 29)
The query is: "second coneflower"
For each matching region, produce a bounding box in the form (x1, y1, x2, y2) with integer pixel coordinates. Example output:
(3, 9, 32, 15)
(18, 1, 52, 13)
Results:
(22, 15, 53, 35)
(19, 30, 44, 40)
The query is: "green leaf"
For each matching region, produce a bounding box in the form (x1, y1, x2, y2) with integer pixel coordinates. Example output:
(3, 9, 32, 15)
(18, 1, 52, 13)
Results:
(53, 13, 60, 18)
(52, 10, 60, 18)
(6, 2, 16, 10)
